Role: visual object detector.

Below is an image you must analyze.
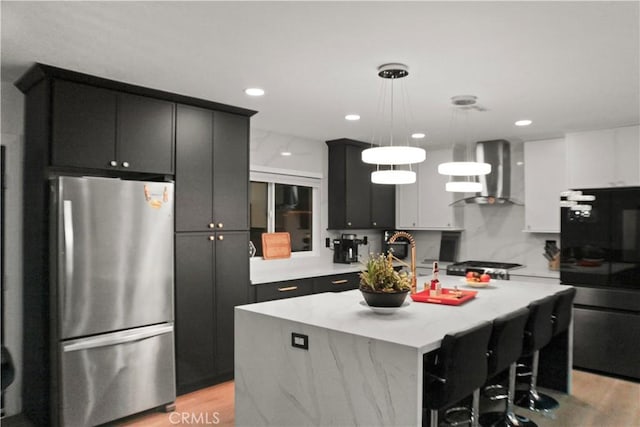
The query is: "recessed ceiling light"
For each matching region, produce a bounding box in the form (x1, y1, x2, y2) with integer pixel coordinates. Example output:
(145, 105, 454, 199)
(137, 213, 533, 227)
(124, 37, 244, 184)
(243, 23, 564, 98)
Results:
(280, 151, 292, 156)
(515, 119, 532, 126)
(345, 114, 360, 121)
(411, 133, 426, 139)
(245, 88, 265, 96)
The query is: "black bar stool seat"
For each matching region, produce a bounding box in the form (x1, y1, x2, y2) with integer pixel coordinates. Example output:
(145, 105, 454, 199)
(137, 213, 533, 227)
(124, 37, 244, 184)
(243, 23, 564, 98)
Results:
(423, 321, 492, 427)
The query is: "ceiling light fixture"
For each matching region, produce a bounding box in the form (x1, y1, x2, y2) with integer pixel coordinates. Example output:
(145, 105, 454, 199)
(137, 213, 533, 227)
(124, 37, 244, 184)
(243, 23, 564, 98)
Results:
(445, 181, 483, 193)
(439, 95, 491, 192)
(244, 88, 265, 96)
(515, 119, 532, 126)
(361, 63, 426, 185)
(280, 151, 292, 156)
(345, 114, 360, 121)
(411, 133, 426, 139)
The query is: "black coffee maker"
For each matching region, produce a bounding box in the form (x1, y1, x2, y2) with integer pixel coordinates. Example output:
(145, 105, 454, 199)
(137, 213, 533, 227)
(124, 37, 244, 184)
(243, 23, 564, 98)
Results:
(333, 233, 367, 264)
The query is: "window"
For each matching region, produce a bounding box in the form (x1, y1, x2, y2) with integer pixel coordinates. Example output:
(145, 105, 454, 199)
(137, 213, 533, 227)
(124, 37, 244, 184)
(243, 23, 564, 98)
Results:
(250, 170, 319, 257)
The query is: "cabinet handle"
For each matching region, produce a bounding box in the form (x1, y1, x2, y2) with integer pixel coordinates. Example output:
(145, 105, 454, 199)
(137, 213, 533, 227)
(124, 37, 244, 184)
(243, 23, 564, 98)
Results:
(331, 279, 348, 285)
(277, 286, 298, 292)
(208, 223, 215, 229)
(109, 160, 117, 167)
(217, 223, 224, 228)
(208, 236, 215, 241)
(218, 235, 224, 241)
(372, 222, 377, 226)
(347, 222, 352, 227)
(121, 161, 130, 168)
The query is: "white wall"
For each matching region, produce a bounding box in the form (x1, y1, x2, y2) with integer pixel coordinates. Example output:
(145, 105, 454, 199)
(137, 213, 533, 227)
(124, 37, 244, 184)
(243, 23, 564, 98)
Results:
(1, 81, 24, 416)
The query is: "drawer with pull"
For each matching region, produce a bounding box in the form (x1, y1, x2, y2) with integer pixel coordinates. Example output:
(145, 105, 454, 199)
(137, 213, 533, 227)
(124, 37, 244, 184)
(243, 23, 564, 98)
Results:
(255, 278, 314, 303)
(313, 273, 360, 294)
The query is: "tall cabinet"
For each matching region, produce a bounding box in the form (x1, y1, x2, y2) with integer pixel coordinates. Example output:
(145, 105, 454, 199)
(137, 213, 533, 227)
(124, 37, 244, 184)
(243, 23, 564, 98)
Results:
(15, 63, 256, 424)
(174, 104, 253, 394)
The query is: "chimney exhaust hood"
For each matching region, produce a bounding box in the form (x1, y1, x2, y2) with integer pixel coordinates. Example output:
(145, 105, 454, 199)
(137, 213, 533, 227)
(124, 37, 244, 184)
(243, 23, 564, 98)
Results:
(457, 139, 522, 205)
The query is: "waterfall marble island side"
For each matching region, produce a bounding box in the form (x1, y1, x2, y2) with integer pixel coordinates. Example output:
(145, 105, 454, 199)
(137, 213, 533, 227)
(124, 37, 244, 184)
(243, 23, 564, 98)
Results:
(235, 277, 572, 426)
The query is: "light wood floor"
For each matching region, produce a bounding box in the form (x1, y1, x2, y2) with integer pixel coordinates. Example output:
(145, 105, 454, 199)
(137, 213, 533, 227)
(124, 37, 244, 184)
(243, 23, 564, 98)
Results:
(115, 369, 639, 427)
(5, 369, 636, 426)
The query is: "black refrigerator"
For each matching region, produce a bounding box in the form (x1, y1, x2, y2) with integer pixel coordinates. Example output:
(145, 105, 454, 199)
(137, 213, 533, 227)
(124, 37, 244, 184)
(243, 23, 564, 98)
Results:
(560, 187, 640, 380)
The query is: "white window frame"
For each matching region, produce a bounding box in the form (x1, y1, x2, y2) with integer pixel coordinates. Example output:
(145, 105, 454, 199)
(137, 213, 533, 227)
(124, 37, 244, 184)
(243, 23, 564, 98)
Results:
(250, 166, 321, 258)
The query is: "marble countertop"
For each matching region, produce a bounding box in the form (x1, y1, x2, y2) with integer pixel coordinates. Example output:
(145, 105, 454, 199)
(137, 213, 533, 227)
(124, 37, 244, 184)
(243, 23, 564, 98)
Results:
(237, 275, 570, 353)
(250, 257, 365, 284)
(251, 256, 560, 284)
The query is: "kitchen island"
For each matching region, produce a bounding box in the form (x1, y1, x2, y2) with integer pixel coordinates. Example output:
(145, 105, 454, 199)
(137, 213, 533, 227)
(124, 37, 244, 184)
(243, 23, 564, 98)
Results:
(235, 276, 572, 426)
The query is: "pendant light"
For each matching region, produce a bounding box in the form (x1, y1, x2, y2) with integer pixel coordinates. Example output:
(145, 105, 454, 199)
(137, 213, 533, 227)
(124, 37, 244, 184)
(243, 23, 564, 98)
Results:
(361, 63, 426, 184)
(439, 95, 491, 192)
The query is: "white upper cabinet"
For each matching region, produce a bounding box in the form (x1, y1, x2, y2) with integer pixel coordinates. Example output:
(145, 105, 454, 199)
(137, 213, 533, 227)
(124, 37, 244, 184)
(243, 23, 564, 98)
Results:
(566, 125, 640, 189)
(396, 148, 463, 230)
(395, 178, 418, 228)
(524, 138, 566, 233)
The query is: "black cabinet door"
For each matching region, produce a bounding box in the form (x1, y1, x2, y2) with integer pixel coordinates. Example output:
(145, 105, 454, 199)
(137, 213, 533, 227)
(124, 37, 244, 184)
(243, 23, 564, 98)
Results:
(175, 105, 214, 232)
(175, 233, 216, 393)
(117, 93, 175, 174)
(215, 231, 250, 376)
(371, 181, 395, 229)
(344, 144, 371, 228)
(327, 139, 396, 230)
(52, 80, 117, 169)
(213, 112, 249, 231)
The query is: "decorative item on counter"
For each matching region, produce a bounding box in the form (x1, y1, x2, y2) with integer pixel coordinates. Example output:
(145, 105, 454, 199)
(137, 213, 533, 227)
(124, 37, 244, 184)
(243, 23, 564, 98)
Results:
(261, 232, 291, 260)
(359, 253, 412, 308)
(429, 261, 442, 296)
(544, 240, 560, 271)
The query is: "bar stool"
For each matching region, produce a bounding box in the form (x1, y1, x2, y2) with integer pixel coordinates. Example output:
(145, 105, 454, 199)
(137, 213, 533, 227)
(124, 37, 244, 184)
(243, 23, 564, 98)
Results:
(478, 308, 536, 427)
(423, 321, 492, 427)
(516, 288, 576, 412)
(514, 295, 557, 413)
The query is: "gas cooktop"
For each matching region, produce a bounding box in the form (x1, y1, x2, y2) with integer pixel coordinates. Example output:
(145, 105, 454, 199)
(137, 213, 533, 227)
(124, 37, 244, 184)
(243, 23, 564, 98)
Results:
(446, 260, 523, 280)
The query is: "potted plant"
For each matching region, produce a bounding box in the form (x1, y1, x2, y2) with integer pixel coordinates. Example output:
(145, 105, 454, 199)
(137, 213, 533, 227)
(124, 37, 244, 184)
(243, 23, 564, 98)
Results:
(359, 253, 412, 307)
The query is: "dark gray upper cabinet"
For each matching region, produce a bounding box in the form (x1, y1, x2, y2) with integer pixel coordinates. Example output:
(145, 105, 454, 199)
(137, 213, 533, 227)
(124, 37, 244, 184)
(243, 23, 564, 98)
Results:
(117, 92, 175, 174)
(326, 138, 395, 229)
(52, 81, 117, 170)
(52, 80, 175, 174)
(176, 104, 249, 232)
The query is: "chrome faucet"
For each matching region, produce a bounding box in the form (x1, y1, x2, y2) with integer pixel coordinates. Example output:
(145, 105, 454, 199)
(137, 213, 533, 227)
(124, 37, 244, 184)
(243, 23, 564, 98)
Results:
(388, 231, 417, 294)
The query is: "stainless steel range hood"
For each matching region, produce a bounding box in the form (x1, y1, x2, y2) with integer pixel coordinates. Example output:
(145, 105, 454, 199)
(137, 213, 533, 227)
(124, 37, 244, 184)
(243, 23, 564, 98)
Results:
(460, 139, 522, 205)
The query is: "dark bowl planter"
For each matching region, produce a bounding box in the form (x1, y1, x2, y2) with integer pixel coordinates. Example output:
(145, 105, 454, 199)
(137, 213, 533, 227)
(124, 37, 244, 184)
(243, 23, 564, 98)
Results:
(360, 287, 409, 307)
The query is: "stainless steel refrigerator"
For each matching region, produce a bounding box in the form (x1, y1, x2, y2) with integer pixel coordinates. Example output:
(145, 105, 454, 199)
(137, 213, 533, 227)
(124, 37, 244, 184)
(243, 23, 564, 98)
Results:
(51, 176, 176, 426)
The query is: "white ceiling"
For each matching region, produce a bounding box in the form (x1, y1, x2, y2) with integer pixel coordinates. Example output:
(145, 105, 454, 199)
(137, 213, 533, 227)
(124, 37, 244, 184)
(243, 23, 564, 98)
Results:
(2, 1, 639, 148)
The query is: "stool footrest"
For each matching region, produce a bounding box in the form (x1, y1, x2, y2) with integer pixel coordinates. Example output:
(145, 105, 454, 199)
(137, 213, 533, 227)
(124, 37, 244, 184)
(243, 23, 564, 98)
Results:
(515, 390, 559, 413)
(444, 406, 472, 426)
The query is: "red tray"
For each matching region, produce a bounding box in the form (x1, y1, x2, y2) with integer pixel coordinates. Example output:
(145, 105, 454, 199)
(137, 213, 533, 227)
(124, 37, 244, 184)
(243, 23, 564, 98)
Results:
(411, 288, 477, 306)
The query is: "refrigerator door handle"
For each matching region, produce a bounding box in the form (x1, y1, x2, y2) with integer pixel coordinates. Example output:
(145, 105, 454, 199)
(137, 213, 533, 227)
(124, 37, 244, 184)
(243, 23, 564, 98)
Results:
(63, 323, 174, 353)
(62, 199, 74, 293)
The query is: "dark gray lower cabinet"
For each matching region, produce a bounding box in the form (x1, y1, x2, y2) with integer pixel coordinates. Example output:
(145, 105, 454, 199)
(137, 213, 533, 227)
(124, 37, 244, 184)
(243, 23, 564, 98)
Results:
(254, 272, 361, 303)
(255, 278, 314, 302)
(313, 273, 360, 293)
(175, 231, 250, 394)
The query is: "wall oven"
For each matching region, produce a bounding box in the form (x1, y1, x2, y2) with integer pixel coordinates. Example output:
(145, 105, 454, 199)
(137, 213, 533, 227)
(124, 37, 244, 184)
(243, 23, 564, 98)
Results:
(560, 187, 640, 380)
